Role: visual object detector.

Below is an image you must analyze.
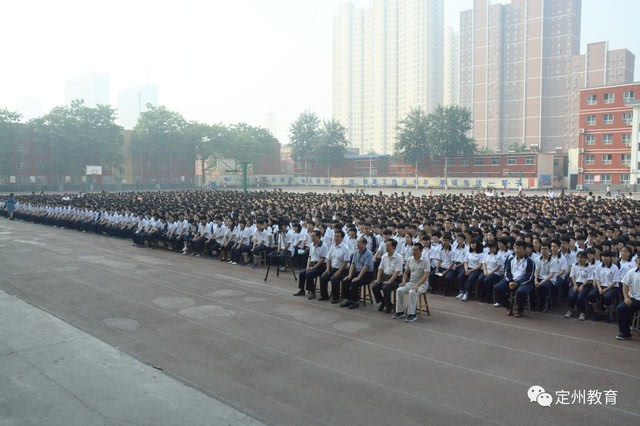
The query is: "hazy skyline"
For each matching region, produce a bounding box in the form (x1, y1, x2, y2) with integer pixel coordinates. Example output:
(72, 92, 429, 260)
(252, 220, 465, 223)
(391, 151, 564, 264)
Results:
(2, 0, 639, 144)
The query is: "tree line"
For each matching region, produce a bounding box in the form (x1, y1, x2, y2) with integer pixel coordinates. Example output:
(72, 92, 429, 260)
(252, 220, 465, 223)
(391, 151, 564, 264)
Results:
(0, 101, 278, 184)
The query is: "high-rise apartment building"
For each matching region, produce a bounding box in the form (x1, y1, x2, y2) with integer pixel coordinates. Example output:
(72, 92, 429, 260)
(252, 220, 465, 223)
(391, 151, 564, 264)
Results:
(568, 41, 635, 148)
(459, 0, 581, 152)
(117, 84, 159, 130)
(443, 26, 459, 106)
(63, 73, 110, 107)
(333, 0, 443, 155)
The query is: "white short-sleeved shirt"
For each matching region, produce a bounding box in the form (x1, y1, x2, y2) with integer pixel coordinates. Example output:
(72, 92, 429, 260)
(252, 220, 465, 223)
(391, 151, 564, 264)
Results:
(596, 264, 620, 288)
(483, 252, 504, 276)
(621, 267, 640, 300)
(465, 252, 484, 269)
(327, 242, 351, 269)
(438, 249, 454, 269)
(569, 263, 593, 284)
(380, 252, 404, 276)
(309, 242, 329, 263)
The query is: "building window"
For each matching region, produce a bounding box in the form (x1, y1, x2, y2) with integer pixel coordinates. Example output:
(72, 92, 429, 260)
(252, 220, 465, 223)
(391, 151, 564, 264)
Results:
(432, 159, 441, 165)
(601, 174, 611, 184)
(585, 135, 596, 145)
(603, 114, 614, 125)
(621, 174, 630, 185)
(603, 93, 615, 104)
(584, 155, 595, 165)
(623, 112, 633, 125)
(584, 174, 594, 184)
(37, 161, 46, 170)
(17, 161, 27, 170)
(601, 154, 613, 165)
(621, 154, 631, 166)
(586, 94, 597, 105)
(475, 158, 484, 165)
(353, 161, 360, 167)
(586, 115, 596, 125)
(460, 158, 469, 165)
(602, 134, 613, 145)
(623, 91, 635, 102)
(525, 156, 534, 165)
(622, 133, 632, 146)
(507, 157, 516, 165)
(491, 157, 500, 165)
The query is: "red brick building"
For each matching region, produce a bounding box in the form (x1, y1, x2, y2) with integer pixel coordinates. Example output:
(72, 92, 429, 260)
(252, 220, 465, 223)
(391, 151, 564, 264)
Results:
(293, 154, 390, 178)
(577, 82, 638, 190)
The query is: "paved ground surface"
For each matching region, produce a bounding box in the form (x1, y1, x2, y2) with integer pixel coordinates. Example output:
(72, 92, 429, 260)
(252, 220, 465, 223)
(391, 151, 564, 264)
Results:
(0, 288, 262, 426)
(0, 218, 639, 425)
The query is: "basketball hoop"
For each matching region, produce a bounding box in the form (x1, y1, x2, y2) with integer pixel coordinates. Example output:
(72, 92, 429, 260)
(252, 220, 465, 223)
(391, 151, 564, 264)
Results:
(92, 171, 97, 176)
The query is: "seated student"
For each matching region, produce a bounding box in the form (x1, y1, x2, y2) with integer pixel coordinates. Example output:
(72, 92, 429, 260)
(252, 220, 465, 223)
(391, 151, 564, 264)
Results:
(163, 215, 178, 249)
(615, 256, 640, 340)
(174, 212, 190, 253)
(493, 240, 535, 317)
(401, 234, 414, 262)
(208, 215, 227, 257)
(564, 251, 594, 320)
(132, 213, 148, 247)
(372, 239, 404, 313)
(291, 223, 308, 269)
(268, 223, 295, 269)
(250, 219, 269, 266)
(319, 230, 350, 303)
(294, 230, 328, 299)
(229, 219, 252, 265)
(477, 241, 503, 303)
(430, 234, 455, 295)
(340, 237, 374, 309)
(393, 242, 430, 323)
(345, 227, 358, 254)
(219, 218, 237, 262)
(190, 216, 208, 256)
(534, 240, 566, 311)
(587, 251, 620, 321)
(456, 238, 485, 301)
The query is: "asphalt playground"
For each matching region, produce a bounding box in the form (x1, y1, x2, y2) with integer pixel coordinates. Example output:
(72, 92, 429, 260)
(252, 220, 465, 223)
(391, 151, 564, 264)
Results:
(0, 218, 639, 425)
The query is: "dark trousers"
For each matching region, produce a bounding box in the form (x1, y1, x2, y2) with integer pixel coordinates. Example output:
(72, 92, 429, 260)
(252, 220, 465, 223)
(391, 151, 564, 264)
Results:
(341, 272, 373, 302)
(616, 298, 640, 335)
(372, 274, 401, 307)
(568, 283, 593, 313)
(320, 268, 347, 300)
(268, 250, 291, 267)
(587, 286, 621, 308)
(477, 273, 501, 302)
(298, 266, 322, 292)
(457, 269, 483, 294)
(231, 244, 251, 263)
(537, 277, 562, 305)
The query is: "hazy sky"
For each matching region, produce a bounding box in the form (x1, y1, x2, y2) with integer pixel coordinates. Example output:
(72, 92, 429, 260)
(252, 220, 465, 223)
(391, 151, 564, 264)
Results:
(2, 0, 639, 144)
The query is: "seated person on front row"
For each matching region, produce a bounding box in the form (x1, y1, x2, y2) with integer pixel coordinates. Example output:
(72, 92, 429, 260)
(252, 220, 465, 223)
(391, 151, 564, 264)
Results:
(372, 239, 404, 313)
(340, 237, 374, 309)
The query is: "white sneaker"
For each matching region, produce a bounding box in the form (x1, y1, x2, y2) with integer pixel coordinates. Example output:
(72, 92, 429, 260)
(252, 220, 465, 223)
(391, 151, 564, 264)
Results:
(461, 293, 469, 302)
(579, 313, 585, 321)
(231, 261, 238, 265)
(493, 302, 501, 307)
(456, 292, 464, 300)
(564, 310, 573, 318)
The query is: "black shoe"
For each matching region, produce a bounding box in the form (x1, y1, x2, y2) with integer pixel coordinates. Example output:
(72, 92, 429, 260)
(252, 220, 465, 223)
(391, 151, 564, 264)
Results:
(318, 296, 329, 301)
(293, 290, 305, 296)
(331, 299, 340, 304)
(378, 303, 385, 312)
(616, 333, 632, 340)
(385, 305, 394, 314)
(348, 302, 359, 309)
(340, 301, 353, 308)
(307, 293, 316, 300)
(392, 312, 405, 319)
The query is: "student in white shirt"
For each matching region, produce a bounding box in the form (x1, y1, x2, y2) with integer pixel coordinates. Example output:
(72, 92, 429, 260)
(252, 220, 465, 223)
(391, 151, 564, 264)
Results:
(250, 219, 270, 267)
(294, 230, 328, 299)
(219, 218, 237, 262)
(456, 239, 485, 301)
(587, 251, 620, 321)
(430, 234, 455, 295)
(615, 256, 640, 340)
(319, 230, 350, 303)
(291, 223, 308, 269)
(477, 241, 503, 303)
(230, 219, 252, 265)
(565, 251, 594, 320)
(372, 239, 404, 313)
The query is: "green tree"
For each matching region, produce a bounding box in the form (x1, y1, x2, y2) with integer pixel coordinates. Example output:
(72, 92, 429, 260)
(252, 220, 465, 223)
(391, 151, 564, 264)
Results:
(0, 109, 23, 175)
(314, 119, 349, 184)
(289, 111, 320, 184)
(30, 100, 123, 184)
(508, 142, 527, 152)
(394, 107, 429, 188)
(133, 105, 191, 184)
(223, 123, 278, 193)
(426, 105, 475, 186)
(187, 121, 229, 186)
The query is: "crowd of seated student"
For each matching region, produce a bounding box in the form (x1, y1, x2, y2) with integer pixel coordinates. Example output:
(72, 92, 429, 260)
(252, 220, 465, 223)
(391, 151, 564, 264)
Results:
(3, 189, 640, 338)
